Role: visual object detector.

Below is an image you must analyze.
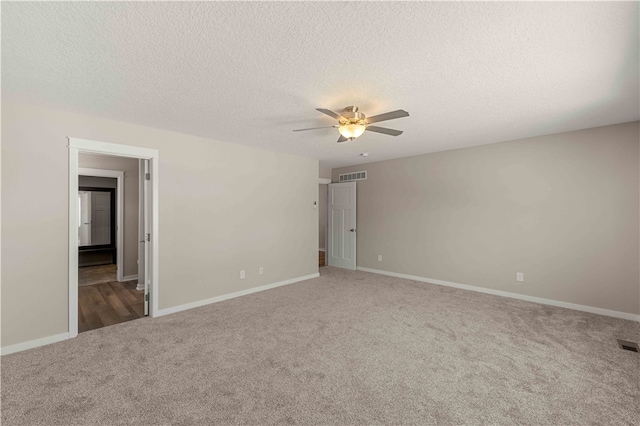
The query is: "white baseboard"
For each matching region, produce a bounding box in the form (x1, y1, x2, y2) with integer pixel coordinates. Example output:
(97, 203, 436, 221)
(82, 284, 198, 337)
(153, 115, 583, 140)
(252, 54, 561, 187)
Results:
(2, 274, 321, 355)
(156, 273, 320, 317)
(357, 266, 640, 322)
(1, 332, 70, 356)
(121, 274, 138, 282)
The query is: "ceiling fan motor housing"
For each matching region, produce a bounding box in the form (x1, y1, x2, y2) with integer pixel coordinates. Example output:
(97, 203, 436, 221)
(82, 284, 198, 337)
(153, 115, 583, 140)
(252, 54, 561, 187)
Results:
(340, 106, 366, 125)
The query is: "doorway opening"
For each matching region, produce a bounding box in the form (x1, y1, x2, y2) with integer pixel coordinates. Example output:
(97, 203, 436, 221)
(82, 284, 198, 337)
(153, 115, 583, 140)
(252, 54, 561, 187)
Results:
(77, 159, 142, 333)
(68, 138, 159, 339)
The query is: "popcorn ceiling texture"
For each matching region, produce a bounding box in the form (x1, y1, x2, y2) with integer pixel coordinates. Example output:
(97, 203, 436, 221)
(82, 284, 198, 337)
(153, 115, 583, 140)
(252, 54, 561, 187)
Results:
(2, 1, 638, 168)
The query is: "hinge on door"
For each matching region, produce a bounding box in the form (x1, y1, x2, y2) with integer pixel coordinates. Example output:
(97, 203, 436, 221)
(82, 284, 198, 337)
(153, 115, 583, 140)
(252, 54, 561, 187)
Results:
(145, 293, 149, 302)
(145, 172, 150, 180)
(145, 233, 150, 242)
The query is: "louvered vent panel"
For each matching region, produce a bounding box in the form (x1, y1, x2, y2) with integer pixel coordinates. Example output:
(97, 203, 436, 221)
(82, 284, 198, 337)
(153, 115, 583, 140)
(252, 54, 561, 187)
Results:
(339, 171, 367, 182)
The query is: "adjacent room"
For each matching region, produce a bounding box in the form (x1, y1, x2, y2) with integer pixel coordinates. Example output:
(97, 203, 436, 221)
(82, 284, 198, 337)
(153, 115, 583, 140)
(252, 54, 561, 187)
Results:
(1, 2, 639, 425)
(77, 153, 146, 333)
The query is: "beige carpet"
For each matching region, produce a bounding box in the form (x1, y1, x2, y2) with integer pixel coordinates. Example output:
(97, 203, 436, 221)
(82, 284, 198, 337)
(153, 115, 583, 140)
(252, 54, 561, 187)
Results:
(2, 267, 639, 425)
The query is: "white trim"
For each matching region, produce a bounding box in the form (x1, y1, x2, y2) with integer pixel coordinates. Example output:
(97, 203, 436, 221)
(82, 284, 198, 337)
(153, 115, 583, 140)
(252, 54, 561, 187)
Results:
(78, 167, 125, 282)
(122, 272, 141, 291)
(69, 147, 79, 337)
(1, 333, 69, 356)
(357, 267, 640, 322)
(325, 182, 329, 264)
(1, 273, 319, 355)
(68, 137, 160, 341)
(319, 248, 326, 252)
(150, 159, 159, 317)
(79, 167, 126, 178)
(69, 138, 158, 159)
(318, 178, 331, 184)
(156, 273, 320, 317)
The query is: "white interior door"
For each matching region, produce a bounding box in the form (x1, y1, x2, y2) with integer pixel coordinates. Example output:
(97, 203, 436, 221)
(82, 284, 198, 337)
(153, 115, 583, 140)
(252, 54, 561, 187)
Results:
(328, 182, 357, 270)
(138, 159, 151, 315)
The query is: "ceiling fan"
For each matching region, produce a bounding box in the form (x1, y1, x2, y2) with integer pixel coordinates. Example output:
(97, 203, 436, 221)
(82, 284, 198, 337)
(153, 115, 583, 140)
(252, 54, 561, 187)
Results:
(293, 106, 409, 143)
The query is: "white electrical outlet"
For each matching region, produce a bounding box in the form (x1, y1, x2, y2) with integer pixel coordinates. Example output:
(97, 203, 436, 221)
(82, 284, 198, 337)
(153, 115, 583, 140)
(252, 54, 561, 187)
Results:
(259, 267, 263, 275)
(378, 255, 382, 262)
(517, 272, 524, 282)
(240, 270, 245, 279)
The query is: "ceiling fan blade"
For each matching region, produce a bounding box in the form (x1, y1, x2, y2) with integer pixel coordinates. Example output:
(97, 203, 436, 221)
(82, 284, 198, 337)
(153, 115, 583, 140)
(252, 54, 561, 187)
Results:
(366, 126, 403, 136)
(317, 108, 345, 121)
(366, 109, 409, 124)
(293, 125, 338, 132)
(337, 135, 348, 143)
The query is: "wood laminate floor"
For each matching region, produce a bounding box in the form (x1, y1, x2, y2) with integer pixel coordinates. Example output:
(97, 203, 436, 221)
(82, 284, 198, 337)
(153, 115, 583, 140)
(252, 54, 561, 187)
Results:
(79, 264, 117, 286)
(78, 280, 145, 333)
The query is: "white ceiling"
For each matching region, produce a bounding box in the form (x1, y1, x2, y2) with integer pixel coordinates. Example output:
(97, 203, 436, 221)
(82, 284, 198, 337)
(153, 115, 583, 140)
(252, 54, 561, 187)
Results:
(3, 1, 638, 168)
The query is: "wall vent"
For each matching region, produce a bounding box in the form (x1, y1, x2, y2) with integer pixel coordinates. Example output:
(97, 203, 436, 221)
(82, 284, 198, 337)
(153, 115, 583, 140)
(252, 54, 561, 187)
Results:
(617, 339, 639, 352)
(339, 171, 367, 182)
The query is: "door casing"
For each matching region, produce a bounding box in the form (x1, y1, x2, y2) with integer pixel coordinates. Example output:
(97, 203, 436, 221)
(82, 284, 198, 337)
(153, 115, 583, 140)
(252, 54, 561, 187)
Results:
(138, 159, 151, 315)
(68, 138, 159, 339)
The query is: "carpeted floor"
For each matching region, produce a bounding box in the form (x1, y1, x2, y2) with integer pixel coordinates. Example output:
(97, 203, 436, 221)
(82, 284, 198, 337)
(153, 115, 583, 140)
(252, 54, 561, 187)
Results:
(2, 267, 639, 425)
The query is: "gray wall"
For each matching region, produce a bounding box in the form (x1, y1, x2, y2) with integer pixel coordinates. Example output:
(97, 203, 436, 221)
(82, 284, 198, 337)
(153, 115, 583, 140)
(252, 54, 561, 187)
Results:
(1, 101, 318, 348)
(319, 167, 332, 180)
(333, 122, 640, 315)
(79, 155, 139, 277)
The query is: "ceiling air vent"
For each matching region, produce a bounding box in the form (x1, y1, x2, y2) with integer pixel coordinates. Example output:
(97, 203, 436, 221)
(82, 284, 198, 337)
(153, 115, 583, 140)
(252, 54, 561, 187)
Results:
(339, 171, 367, 182)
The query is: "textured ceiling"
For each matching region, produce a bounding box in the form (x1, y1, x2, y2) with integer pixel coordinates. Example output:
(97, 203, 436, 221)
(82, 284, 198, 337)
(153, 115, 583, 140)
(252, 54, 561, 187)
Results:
(3, 1, 638, 168)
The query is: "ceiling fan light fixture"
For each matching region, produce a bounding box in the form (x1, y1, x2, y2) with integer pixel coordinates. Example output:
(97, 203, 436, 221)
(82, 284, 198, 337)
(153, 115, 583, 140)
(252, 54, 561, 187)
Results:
(338, 123, 366, 140)
(293, 107, 409, 143)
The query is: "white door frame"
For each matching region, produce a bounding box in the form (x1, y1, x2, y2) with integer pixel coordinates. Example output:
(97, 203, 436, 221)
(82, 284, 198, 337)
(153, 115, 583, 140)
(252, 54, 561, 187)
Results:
(68, 138, 159, 338)
(78, 167, 125, 282)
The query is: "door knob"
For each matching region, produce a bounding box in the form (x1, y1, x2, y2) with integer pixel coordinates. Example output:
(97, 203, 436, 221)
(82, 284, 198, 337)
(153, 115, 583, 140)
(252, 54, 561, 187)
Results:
(350, 229, 356, 232)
